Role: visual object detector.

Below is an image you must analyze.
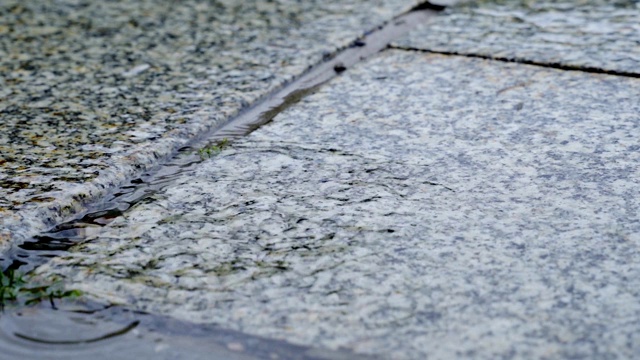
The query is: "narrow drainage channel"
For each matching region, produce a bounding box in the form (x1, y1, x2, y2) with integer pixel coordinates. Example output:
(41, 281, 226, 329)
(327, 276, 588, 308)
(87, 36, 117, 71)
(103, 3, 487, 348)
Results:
(1, 3, 444, 275)
(0, 3, 445, 359)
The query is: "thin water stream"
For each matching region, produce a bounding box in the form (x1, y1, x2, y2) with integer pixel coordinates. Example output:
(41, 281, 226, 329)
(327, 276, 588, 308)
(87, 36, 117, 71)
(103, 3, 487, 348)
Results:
(1, 5, 442, 275)
(0, 4, 444, 359)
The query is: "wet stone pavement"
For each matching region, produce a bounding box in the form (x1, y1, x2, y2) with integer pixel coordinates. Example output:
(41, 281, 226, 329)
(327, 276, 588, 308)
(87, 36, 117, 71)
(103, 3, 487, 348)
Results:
(0, 0, 421, 248)
(33, 49, 640, 358)
(3, 0, 640, 359)
(394, 0, 640, 75)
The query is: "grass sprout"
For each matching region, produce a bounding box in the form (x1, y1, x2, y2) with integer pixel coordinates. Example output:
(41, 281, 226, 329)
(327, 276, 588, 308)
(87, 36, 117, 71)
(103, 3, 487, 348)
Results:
(0, 270, 82, 310)
(198, 138, 230, 159)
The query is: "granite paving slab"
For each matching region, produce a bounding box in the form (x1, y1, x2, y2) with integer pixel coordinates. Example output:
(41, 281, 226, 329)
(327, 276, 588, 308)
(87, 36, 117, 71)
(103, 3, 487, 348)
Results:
(393, 0, 640, 75)
(0, 0, 421, 248)
(33, 50, 640, 359)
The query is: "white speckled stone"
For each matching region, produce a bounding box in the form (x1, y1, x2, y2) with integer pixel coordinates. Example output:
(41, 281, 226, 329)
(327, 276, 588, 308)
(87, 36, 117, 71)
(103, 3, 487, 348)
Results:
(0, 0, 420, 248)
(34, 50, 640, 359)
(394, 0, 640, 74)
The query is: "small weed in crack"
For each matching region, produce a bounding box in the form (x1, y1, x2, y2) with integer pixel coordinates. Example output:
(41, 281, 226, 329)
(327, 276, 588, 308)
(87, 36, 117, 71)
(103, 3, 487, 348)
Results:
(0, 270, 82, 311)
(198, 138, 230, 159)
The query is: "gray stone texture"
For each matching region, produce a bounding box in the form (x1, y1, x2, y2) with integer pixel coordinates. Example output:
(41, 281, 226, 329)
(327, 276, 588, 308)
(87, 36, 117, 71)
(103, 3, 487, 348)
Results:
(0, 0, 419, 247)
(394, 0, 640, 74)
(35, 50, 640, 359)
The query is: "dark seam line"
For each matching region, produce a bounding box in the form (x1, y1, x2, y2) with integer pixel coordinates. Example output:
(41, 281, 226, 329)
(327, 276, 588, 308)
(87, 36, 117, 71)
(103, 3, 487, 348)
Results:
(14, 320, 140, 345)
(2, 8, 446, 273)
(390, 46, 640, 79)
(410, 1, 446, 12)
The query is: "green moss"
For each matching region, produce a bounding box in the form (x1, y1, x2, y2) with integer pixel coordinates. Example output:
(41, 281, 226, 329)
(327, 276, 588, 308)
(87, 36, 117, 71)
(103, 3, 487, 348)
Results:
(0, 270, 82, 310)
(198, 138, 230, 159)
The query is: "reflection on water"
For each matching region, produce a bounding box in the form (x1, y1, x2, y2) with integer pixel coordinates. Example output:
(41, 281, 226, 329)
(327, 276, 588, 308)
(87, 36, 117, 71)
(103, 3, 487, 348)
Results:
(0, 146, 206, 275)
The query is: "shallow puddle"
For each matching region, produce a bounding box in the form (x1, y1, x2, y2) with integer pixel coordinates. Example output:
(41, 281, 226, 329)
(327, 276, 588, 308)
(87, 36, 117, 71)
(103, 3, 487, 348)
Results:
(0, 301, 374, 359)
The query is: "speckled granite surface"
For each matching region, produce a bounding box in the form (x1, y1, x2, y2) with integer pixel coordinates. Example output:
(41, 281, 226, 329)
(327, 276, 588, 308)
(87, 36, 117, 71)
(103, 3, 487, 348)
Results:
(393, 0, 640, 74)
(0, 0, 420, 248)
(34, 50, 640, 359)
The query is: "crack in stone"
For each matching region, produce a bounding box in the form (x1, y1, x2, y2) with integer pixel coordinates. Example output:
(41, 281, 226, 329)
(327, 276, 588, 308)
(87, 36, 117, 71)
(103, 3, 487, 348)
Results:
(390, 46, 640, 79)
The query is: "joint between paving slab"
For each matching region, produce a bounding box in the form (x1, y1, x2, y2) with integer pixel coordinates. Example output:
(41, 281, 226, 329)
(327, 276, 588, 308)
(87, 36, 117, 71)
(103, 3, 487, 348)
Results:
(192, 6, 445, 144)
(1, 4, 447, 272)
(389, 46, 640, 79)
